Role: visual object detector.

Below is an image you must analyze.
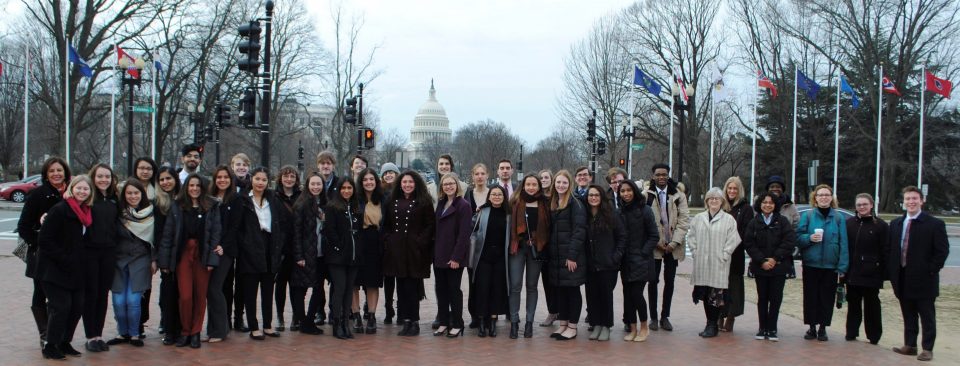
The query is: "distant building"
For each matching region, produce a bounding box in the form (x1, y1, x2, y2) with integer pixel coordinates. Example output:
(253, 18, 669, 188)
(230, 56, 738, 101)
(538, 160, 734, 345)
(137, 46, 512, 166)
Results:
(406, 80, 452, 165)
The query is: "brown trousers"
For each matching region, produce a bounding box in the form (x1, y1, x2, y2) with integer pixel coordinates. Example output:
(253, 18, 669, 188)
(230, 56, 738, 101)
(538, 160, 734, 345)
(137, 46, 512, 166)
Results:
(177, 239, 210, 336)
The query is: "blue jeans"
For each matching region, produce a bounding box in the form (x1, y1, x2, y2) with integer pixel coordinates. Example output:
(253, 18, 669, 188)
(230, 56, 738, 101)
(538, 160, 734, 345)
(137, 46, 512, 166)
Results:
(112, 265, 143, 337)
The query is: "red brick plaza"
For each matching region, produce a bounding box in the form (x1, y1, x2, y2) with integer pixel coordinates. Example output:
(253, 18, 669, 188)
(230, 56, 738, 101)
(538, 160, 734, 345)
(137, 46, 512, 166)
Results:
(0, 247, 940, 366)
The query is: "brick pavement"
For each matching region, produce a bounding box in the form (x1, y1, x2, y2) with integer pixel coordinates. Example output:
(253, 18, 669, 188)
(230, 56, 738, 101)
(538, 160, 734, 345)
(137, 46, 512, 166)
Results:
(0, 244, 949, 365)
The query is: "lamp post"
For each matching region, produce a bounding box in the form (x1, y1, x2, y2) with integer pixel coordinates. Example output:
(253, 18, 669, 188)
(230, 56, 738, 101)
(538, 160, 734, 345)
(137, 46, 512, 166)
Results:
(188, 103, 205, 144)
(119, 56, 146, 177)
(672, 84, 695, 183)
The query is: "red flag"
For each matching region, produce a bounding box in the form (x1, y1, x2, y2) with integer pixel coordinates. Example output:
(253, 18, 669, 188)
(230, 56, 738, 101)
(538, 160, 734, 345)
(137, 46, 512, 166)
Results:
(117, 46, 141, 78)
(882, 76, 900, 96)
(925, 71, 952, 99)
(0, 62, 3, 77)
(758, 71, 778, 98)
(676, 74, 688, 104)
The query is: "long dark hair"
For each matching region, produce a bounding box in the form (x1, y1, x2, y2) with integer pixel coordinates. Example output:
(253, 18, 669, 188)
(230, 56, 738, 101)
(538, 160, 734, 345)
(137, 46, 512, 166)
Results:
(209, 165, 238, 205)
(617, 179, 643, 208)
(294, 173, 327, 215)
(88, 163, 119, 200)
(357, 168, 383, 205)
(177, 174, 214, 212)
(40, 157, 72, 186)
(327, 177, 359, 213)
(587, 184, 614, 231)
(157, 166, 181, 195)
(390, 170, 432, 211)
(480, 185, 510, 212)
(119, 178, 151, 212)
(134, 157, 159, 186)
(512, 174, 544, 206)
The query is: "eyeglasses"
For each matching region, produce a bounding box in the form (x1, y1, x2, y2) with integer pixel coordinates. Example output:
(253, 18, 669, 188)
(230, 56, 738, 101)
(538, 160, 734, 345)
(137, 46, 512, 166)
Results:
(587, 193, 602, 197)
(816, 194, 833, 197)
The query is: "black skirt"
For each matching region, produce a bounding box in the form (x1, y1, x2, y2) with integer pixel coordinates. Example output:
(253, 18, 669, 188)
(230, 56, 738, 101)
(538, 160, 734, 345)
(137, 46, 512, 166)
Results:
(354, 227, 383, 288)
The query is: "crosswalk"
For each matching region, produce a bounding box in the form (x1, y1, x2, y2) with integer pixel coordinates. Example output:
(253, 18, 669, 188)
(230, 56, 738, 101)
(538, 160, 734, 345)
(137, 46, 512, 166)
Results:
(0, 231, 18, 240)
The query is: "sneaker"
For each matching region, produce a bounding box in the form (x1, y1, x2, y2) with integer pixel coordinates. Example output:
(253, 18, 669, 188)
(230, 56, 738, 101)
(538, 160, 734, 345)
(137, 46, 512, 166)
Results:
(754, 330, 766, 340)
(767, 331, 779, 342)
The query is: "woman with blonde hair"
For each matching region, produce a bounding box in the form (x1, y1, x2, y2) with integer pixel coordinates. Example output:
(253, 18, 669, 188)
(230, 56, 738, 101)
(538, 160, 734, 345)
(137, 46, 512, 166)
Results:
(465, 163, 491, 212)
(797, 184, 848, 342)
(719, 176, 754, 332)
(545, 170, 587, 340)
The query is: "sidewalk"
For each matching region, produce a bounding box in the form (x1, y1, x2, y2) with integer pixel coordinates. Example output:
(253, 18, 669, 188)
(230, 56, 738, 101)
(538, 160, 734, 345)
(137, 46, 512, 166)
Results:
(1, 244, 950, 366)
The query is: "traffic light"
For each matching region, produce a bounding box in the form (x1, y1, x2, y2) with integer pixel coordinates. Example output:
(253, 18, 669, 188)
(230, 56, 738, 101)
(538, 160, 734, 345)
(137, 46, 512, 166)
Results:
(204, 122, 215, 142)
(237, 21, 262, 73)
(238, 88, 257, 128)
(216, 103, 232, 128)
(298, 145, 304, 160)
(597, 138, 607, 155)
(363, 128, 375, 149)
(586, 117, 596, 141)
(343, 97, 358, 124)
(619, 158, 626, 167)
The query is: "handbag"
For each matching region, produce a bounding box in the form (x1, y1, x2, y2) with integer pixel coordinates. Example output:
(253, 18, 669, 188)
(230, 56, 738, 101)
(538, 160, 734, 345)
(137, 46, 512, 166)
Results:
(467, 213, 482, 267)
(524, 209, 545, 262)
(13, 238, 29, 263)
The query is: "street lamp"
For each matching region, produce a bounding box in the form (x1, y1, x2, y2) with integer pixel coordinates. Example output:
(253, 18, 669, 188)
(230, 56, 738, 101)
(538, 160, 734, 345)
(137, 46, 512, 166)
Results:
(671, 83, 695, 183)
(188, 103, 205, 144)
(120, 56, 147, 177)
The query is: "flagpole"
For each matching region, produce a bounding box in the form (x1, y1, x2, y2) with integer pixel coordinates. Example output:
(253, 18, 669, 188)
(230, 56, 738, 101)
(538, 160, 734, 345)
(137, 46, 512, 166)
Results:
(833, 72, 841, 196)
(791, 65, 798, 202)
(750, 73, 758, 201)
(669, 74, 675, 174)
(151, 52, 157, 160)
(628, 71, 637, 180)
(23, 46, 30, 179)
(64, 36, 71, 166)
(918, 64, 925, 188)
(709, 83, 715, 189)
(110, 66, 116, 170)
(875, 65, 883, 211)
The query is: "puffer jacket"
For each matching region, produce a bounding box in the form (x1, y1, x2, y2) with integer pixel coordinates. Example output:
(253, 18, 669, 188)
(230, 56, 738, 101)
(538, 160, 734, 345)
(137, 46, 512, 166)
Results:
(846, 215, 887, 288)
(545, 195, 588, 287)
(618, 199, 659, 283)
(743, 213, 796, 277)
(585, 210, 627, 272)
(323, 205, 361, 266)
(797, 208, 849, 273)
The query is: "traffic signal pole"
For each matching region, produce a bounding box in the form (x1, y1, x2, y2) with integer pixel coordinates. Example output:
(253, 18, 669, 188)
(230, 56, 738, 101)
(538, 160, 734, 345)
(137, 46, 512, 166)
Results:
(260, 1, 274, 169)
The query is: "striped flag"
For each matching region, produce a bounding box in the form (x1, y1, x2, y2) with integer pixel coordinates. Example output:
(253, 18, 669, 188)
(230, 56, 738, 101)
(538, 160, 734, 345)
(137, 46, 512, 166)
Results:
(882, 76, 901, 96)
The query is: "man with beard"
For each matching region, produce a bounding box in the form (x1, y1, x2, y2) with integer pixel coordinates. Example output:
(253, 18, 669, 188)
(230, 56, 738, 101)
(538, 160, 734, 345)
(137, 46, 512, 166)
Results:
(178, 143, 205, 184)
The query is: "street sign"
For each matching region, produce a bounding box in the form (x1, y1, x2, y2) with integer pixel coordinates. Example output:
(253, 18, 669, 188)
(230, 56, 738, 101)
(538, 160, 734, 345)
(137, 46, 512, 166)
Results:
(631, 143, 645, 151)
(132, 105, 155, 113)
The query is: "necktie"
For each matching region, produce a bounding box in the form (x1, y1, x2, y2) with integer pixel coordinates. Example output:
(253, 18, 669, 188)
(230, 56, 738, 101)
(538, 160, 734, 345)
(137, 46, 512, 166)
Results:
(659, 191, 671, 242)
(901, 219, 911, 267)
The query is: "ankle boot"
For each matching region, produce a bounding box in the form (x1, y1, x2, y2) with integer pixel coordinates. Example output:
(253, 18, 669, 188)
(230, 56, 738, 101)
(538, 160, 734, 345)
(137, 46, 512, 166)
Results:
(489, 319, 498, 337)
(365, 313, 377, 334)
(477, 318, 488, 338)
(343, 316, 354, 339)
(42, 343, 65, 360)
(509, 321, 519, 339)
(523, 321, 534, 338)
(408, 321, 420, 336)
(31, 305, 48, 347)
(385, 301, 395, 324)
(398, 319, 411, 336)
(332, 317, 346, 339)
(352, 312, 363, 334)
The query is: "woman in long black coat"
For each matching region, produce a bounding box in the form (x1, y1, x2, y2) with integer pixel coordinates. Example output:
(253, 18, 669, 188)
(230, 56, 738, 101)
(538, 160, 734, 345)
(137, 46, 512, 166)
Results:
(845, 193, 887, 344)
(583, 185, 626, 342)
(274, 165, 300, 331)
(468, 186, 511, 337)
(324, 177, 363, 339)
(291, 173, 326, 335)
(206, 166, 242, 342)
(743, 192, 796, 341)
(618, 180, 659, 342)
(18, 157, 71, 350)
(721, 176, 754, 332)
(382, 171, 436, 336)
(85, 164, 119, 350)
(545, 170, 587, 341)
(154, 166, 181, 344)
(354, 168, 385, 334)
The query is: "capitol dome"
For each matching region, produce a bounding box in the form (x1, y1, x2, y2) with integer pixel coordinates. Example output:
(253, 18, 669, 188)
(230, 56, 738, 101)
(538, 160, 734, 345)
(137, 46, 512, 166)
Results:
(409, 79, 452, 150)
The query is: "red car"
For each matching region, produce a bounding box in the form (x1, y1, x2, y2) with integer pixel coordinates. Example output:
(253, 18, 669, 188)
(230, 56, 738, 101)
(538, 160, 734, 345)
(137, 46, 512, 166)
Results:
(0, 175, 42, 203)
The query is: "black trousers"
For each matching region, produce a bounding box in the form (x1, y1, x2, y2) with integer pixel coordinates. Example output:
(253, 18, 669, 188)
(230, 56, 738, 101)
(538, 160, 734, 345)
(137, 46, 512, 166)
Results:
(802, 266, 837, 326)
(159, 271, 181, 337)
(899, 296, 937, 351)
(556, 286, 582, 324)
(755, 275, 786, 332)
(291, 286, 309, 327)
(275, 255, 293, 323)
(242, 272, 275, 331)
(396, 277, 421, 321)
(649, 253, 678, 319)
(307, 258, 328, 320)
(542, 267, 558, 315)
(206, 255, 233, 338)
(435, 267, 465, 328)
(466, 269, 477, 321)
(328, 265, 359, 319)
(585, 270, 617, 327)
(223, 258, 244, 324)
(140, 289, 151, 329)
(473, 257, 507, 320)
(623, 280, 649, 324)
(82, 246, 114, 339)
(846, 284, 882, 342)
(383, 275, 396, 312)
(42, 281, 84, 346)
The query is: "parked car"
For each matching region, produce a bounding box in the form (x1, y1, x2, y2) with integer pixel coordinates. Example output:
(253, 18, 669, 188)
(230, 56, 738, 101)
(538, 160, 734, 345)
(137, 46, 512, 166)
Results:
(0, 175, 42, 203)
(794, 204, 855, 219)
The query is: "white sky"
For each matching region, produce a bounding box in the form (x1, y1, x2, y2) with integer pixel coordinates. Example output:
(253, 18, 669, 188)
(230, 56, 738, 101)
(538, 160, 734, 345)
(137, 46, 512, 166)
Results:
(306, 0, 636, 145)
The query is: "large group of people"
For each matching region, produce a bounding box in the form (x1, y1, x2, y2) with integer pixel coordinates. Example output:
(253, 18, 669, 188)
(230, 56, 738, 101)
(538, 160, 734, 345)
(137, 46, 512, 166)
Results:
(17, 145, 949, 362)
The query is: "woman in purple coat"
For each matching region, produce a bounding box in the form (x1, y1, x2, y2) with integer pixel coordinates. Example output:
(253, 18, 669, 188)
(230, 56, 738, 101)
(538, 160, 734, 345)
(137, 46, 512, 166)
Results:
(433, 173, 473, 337)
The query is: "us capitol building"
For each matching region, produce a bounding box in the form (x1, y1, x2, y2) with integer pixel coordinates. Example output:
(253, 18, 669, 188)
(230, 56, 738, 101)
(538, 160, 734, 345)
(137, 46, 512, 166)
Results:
(405, 79, 452, 164)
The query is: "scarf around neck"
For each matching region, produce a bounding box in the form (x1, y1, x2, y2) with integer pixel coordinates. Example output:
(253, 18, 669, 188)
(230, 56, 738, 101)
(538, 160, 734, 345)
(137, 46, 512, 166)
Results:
(124, 205, 155, 245)
(67, 197, 93, 227)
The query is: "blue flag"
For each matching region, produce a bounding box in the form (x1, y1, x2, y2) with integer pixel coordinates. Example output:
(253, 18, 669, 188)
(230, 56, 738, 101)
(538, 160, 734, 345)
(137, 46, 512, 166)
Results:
(155, 60, 168, 89)
(68, 45, 93, 78)
(633, 66, 662, 96)
(797, 70, 821, 100)
(839, 75, 860, 108)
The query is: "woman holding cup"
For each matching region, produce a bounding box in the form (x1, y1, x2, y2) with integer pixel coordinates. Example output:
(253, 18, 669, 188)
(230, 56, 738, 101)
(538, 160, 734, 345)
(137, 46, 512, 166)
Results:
(796, 184, 848, 342)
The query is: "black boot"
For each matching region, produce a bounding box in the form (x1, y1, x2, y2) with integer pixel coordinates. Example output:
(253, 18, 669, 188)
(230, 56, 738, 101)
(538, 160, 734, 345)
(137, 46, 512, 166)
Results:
(234, 318, 249, 333)
(42, 343, 65, 360)
(523, 321, 534, 338)
(331, 317, 345, 339)
(291, 319, 300, 332)
(699, 322, 719, 338)
(59, 342, 81, 357)
(343, 316, 354, 339)
(189, 334, 201, 349)
(408, 321, 420, 336)
(352, 312, 363, 334)
(175, 335, 189, 347)
(509, 322, 519, 339)
(385, 301, 395, 325)
(31, 305, 48, 348)
(398, 319, 411, 336)
(477, 318, 488, 338)
(365, 313, 377, 334)
(489, 318, 498, 338)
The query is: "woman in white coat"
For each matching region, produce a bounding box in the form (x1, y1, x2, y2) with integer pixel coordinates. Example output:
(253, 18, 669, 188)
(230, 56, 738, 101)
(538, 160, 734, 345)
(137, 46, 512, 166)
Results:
(687, 187, 741, 338)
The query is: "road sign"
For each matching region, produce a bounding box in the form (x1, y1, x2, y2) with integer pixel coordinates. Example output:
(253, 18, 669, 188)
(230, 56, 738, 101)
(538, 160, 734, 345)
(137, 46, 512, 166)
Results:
(132, 105, 155, 113)
(631, 143, 645, 151)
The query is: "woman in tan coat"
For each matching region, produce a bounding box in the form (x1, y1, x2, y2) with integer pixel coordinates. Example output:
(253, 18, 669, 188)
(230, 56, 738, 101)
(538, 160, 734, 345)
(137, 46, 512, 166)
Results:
(687, 187, 741, 338)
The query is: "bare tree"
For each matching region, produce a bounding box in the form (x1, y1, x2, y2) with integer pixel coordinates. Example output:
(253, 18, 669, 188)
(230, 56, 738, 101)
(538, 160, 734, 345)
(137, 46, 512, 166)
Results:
(450, 120, 523, 179)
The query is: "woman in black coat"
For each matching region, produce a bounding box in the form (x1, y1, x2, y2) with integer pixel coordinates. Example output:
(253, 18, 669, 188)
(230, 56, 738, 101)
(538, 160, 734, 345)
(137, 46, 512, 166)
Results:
(206, 166, 243, 342)
(617, 179, 659, 342)
(545, 170, 587, 341)
(85, 164, 120, 351)
(291, 173, 327, 335)
(468, 186, 510, 337)
(154, 166, 182, 344)
(324, 177, 363, 339)
(17, 157, 71, 350)
(383, 171, 436, 336)
(236, 168, 287, 340)
(845, 193, 887, 344)
(584, 185, 626, 342)
(274, 165, 300, 331)
(743, 192, 796, 341)
(354, 168, 385, 334)
(37, 175, 93, 360)
(721, 176, 754, 332)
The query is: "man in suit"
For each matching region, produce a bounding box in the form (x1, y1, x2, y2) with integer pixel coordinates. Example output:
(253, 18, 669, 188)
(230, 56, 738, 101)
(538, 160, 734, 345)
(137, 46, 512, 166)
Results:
(496, 159, 514, 198)
(888, 186, 949, 362)
(642, 163, 689, 331)
(605, 167, 626, 209)
(316, 151, 340, 200)
(573, 167, 591, 204)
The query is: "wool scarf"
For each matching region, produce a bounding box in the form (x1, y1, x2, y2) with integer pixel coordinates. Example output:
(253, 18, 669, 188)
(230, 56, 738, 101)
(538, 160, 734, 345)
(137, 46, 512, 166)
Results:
(66, 197, 93, 227)
(510, 191, 550, 255)
(124, 205, 155, 245)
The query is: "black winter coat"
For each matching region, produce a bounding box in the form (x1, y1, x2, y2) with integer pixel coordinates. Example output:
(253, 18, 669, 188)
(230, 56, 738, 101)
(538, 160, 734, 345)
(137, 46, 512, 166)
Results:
(383, 197, 436, 279)
(585, 211, 627, 272)
(217, 196, 243, 258)
(846, 216, 887, 288)
(886, 212, 949, 299)
(323, 205, 361, 266)
(743, 213, 796, 277)
(36, 201, 87, 289)
(726, 199, 755, 277)
(87, 195, 120, 248)
(292, 198, 323, 288)
(618, 200, 659, 283)
(17, 183, 63, 278)
(158, 201, 222, 271)
(237, 191, 287, 274)
(546, 196, 588, 287)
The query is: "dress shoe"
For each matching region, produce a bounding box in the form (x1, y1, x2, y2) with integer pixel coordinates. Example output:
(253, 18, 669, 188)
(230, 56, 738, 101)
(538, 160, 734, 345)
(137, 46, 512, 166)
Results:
(189, 334, 201, 349)
(365, 314, 377, 334)
(315, 312, 327, 326)
(649, 317, 659, 331)
(249, 332, 265, 341)
(276, 321, 285, 332)
(162, 334, 177, 345)
(299, 321, 323, 335)
(86, 341, 102, 353)
(343, 319, 354, 339)
(397, 319, 411, 337)
(407, 321, 420, 336)
(107, 335, 131, 346)
(469, 318, 480, 329)
(264, 329, 281, 338)
(892, 345, 918, 356)
(42, 343, 65, 360)
(523, 321, 534, 338)
(698, 323, 718, 338)
(509, 322, 519, 339)
(176, 335, 190, 347)
(845, 335, 857, 341)
(130, 339, 144, 347)
(290, 320, 300, 332)
(557, 327, 577, 341)
(660, 318, 673, 331)
(234, 319, 249, 332)
(384, 304, 395, 325)
(60, 342, 81, 356)
(917, 350, 933, 361)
